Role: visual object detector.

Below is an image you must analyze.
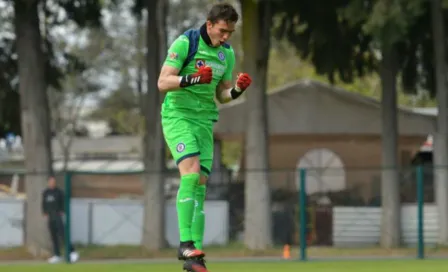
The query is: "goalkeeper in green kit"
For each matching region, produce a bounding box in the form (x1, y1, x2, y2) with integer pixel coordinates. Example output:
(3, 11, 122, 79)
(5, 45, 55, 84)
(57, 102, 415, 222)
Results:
(157, 3, 251, 272)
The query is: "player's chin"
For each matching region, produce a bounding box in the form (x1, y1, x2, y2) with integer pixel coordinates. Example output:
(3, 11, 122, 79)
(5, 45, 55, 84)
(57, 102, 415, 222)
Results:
(215, 40, 225, 46)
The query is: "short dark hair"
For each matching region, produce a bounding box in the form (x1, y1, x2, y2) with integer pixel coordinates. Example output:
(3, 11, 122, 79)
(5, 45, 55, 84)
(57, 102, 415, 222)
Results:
(207, 3, 239, 24)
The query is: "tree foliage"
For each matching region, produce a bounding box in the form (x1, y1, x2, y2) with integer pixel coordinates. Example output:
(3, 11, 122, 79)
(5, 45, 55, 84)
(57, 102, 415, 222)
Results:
(0, 36, 19, 136)
(271, 0, 444, 98)
(0, 0, 104, 137)
(272, 0, 376, 84)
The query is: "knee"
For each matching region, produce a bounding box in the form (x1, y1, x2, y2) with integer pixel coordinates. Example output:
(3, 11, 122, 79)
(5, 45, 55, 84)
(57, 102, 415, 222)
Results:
(178, 157, 201, 175)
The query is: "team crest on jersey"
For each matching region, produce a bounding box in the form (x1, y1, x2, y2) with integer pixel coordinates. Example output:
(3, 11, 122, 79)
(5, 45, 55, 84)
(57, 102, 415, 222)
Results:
(195, 59, 205, 68)
(218, 51, 225, 61)
(176, 143, 185, 153)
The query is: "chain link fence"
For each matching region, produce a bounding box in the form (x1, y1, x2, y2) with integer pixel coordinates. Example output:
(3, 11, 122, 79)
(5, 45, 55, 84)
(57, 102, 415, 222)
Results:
(0, 165, 447, 261)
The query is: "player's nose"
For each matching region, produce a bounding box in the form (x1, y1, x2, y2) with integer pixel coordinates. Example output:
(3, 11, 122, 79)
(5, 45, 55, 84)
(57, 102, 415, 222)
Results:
(222, 33, 230, 41)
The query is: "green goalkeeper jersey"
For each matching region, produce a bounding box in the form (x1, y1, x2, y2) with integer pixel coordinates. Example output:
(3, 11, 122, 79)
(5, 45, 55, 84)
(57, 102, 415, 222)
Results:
(161, 34, 235, 121)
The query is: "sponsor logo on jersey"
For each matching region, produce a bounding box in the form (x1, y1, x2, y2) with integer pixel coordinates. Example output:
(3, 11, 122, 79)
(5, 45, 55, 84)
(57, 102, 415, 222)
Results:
(195, 59, 226, 76)
(169, 52, 178, 60)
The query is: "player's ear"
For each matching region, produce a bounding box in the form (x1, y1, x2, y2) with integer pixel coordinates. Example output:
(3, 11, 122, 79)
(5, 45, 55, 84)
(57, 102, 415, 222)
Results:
(206, 20, 213, 29)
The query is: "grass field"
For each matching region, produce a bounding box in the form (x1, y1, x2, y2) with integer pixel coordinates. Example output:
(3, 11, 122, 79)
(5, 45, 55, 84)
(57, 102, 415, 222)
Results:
(4, 244, 448, 261)
(1, 260, 448, 272)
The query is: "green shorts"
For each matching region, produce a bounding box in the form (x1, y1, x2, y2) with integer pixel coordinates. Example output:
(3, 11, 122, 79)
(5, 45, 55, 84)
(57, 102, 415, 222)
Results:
(162, 116, 214, 176)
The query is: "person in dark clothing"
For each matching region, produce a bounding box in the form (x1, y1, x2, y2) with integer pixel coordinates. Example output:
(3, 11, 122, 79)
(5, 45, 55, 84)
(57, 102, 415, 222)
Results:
(42, 176, 79, 263)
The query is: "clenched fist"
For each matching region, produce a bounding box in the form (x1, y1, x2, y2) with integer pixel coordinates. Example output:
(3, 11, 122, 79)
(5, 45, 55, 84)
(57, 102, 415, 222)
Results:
(191, 66, 213, 84)
(235, 73, 252, 92)
(180, 66, 213, 87)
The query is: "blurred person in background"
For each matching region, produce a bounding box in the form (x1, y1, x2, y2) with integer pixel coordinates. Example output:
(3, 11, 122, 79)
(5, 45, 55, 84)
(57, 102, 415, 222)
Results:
(42, 176, 79, 264)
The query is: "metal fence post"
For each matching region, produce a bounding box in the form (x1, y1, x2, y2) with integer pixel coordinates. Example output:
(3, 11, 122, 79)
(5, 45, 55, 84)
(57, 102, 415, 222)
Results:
(416, 165, 424, 259)
(64, 171, 72, 263)
(299, 168, 307, 261)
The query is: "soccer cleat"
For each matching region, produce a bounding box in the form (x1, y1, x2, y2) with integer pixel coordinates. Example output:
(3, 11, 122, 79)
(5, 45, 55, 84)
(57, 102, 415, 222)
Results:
(177, 241, 205, 260)
(183, 259, 208, 272)
(196, 258, 207, 270)
(184, 257, 207, 272)
(70, 251, 80, 263)
(47, 255, 62, 264)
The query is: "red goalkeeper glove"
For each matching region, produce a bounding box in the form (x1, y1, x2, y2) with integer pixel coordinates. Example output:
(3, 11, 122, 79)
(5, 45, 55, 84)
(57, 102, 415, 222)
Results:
(235, 73, 252, 92)
(230, 73, 252, 99)
(180, 66, 213, 87)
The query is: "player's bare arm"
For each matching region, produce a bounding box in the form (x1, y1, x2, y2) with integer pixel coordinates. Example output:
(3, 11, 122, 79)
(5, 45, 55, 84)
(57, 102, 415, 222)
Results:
(158, 65, 213, 93)
(157, 65, 183, 92)
(215, 80, 233, 104)
(215, 73, 253, 104)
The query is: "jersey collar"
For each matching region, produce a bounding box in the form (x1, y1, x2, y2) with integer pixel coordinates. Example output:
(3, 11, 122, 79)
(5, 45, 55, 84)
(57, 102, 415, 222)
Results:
(200, 23, 214, 47)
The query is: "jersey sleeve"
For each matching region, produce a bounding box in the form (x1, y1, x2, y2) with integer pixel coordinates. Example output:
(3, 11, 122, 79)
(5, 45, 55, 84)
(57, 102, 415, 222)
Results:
(163, 35, 189, 70)
(222, 47, 235, 81)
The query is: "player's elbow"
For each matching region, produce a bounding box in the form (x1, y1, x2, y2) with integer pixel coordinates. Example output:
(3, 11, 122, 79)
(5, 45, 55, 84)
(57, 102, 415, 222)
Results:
(157, 77, 168, 93)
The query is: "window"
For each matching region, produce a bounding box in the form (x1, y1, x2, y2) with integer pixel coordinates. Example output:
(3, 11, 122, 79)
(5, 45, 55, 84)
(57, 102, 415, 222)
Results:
(297, 148, 346, 195)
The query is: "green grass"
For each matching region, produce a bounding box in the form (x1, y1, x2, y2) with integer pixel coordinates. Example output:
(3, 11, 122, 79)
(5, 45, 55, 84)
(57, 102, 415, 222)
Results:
(4, 244, 448, 261)
(1, 260, 448, 272)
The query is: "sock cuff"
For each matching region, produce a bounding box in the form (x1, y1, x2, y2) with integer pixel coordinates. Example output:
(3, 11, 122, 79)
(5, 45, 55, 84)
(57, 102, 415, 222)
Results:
(196, 184, 206, 194)
(181, 173, 200, 186)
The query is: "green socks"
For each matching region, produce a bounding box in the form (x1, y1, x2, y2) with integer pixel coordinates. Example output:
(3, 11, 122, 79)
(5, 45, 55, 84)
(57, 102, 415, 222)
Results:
(176, 173, 207, 249)
(192, 185, 206, 250)
(177, 173, 200, 242)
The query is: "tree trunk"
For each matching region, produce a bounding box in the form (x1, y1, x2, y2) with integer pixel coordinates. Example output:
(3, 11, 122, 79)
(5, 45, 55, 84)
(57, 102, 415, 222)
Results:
(431, 0, 448, 245)
(379, 45, 401, 248)
(242, 0, 273, 250)
(14, 0, 53, 256)
(141, 0, 167, 250)
(136, 13, 144, 106)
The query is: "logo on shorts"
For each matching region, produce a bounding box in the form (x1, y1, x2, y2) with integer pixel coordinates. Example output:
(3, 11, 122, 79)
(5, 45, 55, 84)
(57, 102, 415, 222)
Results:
(218, 51, 225, 61)
(176, 143, 185, 153)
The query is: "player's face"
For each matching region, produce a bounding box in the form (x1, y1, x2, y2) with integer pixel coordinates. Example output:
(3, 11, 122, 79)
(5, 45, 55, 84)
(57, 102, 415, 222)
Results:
(48, 177, 56, 188)
(206, 20, 236, 47)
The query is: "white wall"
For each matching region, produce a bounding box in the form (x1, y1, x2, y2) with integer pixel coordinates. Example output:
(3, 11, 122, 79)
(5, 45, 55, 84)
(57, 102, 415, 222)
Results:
(333, 204, 439, 246)
(0, 198, 229, 247)
(0, 199, 24, 247)
(0, 200, 438, 248)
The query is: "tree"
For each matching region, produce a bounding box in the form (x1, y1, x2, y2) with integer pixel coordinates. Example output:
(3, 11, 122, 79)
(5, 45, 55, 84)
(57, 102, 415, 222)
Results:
(89, 81, 142, 135)
(0, 38, 20, 137)
(165, 0, 217, 41)
(430, 0, 448, 245)
(0, 3, 21, 137)
(49, 73, 100, 170)
(356, 0, 426, 248)
(48, 26, 105, 168)
(12, 0, 103, 255)
(349, 0, 448, 246)
(14, 0, 54, 254)
(273, 0, 429, 248)
(240, 0, 273, 249)
(140, 0, 167, 250)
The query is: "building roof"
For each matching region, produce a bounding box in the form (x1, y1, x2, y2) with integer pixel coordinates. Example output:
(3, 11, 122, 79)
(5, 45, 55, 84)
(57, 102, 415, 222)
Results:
(52, 159, 178, 172)
(214, 79, 436, 136)
(51, 136, 140, 156)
